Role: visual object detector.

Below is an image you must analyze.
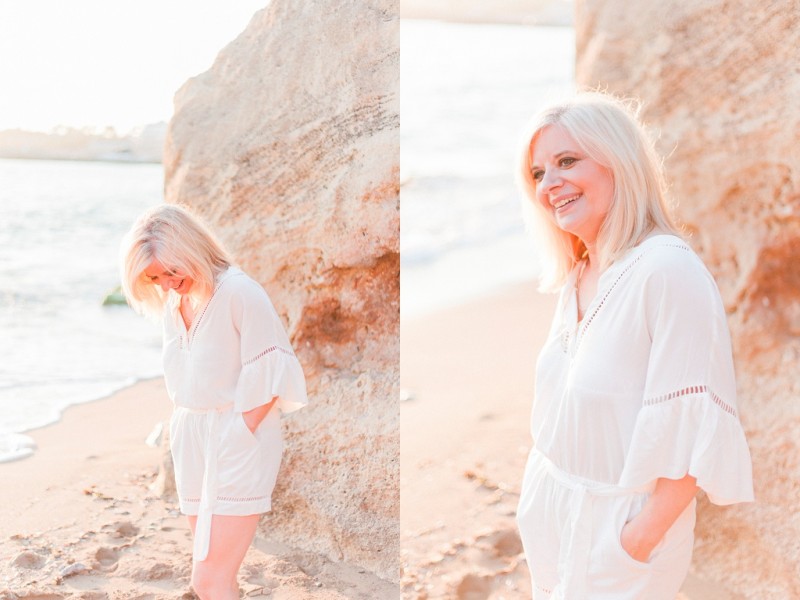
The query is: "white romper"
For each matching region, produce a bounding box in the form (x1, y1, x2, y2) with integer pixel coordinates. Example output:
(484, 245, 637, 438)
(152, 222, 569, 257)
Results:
(163, 266, 307, 561)
(516, 235, 754, 599)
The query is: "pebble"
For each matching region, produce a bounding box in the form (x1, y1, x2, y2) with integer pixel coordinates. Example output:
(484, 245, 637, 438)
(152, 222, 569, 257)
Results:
(60, 562, 90, 578)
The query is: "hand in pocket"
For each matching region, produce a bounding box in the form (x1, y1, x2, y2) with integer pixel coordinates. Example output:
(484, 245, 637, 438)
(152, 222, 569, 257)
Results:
(620, 519, 653, 564)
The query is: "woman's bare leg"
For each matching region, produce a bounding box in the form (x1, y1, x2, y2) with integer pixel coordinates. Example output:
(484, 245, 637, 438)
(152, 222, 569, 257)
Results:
(187, 514, 260, 600)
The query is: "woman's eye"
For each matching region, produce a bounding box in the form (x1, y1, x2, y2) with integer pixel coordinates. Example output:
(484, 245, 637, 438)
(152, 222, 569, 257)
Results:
(559, 157, 576, 167)
(532, 169, 544, 182)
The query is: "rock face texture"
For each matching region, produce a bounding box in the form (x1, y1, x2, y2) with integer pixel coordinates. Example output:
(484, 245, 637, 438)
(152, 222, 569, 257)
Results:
(576, 1, 800, 597)
(164, 0, 399, 583)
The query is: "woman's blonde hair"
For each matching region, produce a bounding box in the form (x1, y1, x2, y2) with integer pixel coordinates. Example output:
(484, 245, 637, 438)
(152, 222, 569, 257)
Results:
(516, 91, 680, 292)
(119, 204, 233, 318)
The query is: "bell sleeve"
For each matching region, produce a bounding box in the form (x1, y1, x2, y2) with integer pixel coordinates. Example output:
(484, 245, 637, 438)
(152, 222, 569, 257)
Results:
(231, 278, 308, 415)
(617, 250, 754, 505)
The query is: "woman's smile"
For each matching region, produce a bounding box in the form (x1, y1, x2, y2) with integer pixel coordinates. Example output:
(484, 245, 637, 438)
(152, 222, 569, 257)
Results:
(143, 259, 194, 295)
(531, 125, 614, 244)
(553, 193, 583, 210)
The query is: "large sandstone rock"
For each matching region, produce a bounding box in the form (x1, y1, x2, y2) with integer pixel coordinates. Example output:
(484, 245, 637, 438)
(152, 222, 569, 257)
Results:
(164, 0, 399, 583)
(576, 1, 800, 597)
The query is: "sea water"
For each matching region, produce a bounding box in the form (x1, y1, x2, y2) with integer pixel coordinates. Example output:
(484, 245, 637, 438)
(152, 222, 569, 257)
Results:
(0, 158, 164, 461)
(401, 20, 575, 317)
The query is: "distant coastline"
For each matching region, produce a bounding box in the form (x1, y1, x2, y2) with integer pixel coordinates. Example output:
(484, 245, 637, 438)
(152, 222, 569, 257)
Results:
(401, 0, 573, 26)
(0, 122, 166, 164)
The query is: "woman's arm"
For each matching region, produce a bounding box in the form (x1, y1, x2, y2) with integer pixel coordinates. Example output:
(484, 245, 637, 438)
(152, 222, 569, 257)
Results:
(242, 396, 278, 433)
(620, 473, 698, 562)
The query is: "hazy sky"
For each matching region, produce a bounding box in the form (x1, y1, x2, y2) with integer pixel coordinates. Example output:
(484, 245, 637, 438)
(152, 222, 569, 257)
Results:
(0, 0, 269, 133)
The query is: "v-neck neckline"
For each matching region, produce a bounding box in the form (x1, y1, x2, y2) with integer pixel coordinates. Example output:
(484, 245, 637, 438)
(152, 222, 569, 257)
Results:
(565, 234, 687, 335)
(573, 258, 590, 325)
(173, 266, 238, 347)
(179, 297, 194, 333)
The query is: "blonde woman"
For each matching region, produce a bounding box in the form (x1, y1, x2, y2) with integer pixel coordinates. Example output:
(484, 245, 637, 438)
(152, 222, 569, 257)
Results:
(120, 204, 307, 600)
(514, 93, 754, 599)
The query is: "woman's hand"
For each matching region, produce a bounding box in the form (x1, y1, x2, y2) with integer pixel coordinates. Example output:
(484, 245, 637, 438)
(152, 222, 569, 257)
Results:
(242, 397, 278, 433)
(620, 473, 698, 563)
(620, 519, 656, 563)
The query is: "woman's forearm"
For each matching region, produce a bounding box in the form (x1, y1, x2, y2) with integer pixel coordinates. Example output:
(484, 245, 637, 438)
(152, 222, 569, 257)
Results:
(242, 396, 278, 432)
(621, 473, 698, 561)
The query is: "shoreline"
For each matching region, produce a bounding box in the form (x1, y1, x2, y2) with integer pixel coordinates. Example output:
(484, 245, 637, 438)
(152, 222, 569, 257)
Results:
(0, 374, 163, 464)
(400, 16, 573, 28)
(0, 377, 394, 597)
(400, 1, 573, 27)
(0, 155, 161, 165)
(401, 280, 744, 599)
(0, 378, 172, 539)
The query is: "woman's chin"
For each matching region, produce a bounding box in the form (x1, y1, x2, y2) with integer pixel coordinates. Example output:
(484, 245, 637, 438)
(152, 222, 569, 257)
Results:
(555, 219, 584, 239)
(555, 215, 594, 243)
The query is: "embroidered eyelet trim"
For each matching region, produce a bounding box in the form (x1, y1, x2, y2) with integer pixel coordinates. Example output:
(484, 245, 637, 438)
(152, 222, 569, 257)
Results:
(644, 385, 738, 418)
(535, 583, 553, 595)
(560, 329, 571, 354)
(183, 495, 269, 503)
(242, 345, 295, 366)
(188, 289, 221, 340)
(578, 253, 644, 343)
(186, 274, 234, 344)
(217, 495, 268, 502)
(575, 243, 691, 354)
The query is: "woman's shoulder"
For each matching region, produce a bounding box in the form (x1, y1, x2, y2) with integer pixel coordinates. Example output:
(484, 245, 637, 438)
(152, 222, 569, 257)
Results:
(629, 235, 722, 305)
(632, 234, 710, 279)
(214, 266, 274, 306)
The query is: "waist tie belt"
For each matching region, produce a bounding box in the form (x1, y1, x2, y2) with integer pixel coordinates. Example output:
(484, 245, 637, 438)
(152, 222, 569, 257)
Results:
(179, 403, 234, 562)
(536, 450, 653, 600)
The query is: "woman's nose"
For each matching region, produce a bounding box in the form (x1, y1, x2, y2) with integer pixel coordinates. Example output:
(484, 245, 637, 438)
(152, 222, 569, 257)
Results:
(160, 281, 171, 292)
(540, 168, 562, 192)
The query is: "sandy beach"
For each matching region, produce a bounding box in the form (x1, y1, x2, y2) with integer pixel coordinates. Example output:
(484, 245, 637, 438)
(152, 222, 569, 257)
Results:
(0, 378, 395, 599)
(400, 281, 745, 600)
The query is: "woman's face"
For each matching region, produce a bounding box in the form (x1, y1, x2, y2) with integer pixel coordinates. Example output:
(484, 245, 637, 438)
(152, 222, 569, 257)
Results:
(143, 259, 194, 295)
(530, 125, 615, 246)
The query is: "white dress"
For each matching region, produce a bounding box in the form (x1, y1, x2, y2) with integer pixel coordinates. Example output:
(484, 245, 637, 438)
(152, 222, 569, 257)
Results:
(516, 235, 754, 599)
(162, 266, 307, 561)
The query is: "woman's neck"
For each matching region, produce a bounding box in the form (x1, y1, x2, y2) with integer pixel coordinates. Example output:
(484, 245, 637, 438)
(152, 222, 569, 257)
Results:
(582, 239, 598, 270)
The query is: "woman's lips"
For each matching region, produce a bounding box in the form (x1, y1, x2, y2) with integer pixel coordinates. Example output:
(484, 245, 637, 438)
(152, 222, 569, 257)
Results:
(554, 193, 582, 210)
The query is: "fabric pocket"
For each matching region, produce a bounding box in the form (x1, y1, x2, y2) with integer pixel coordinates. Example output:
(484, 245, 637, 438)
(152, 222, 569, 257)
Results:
(615, 521, 652, 569)
(613, 492, 653, 569)
(590, 493, 652, 573)
(235, 411, 260, 446)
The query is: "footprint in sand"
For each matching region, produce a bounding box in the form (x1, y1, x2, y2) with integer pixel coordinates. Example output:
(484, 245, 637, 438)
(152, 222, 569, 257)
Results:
(11, 550, 46, 569)
(454, 573, 493, 600)
(102, 521, 139, 539)
(445, 529, 527, 599)
(129, 561, 174, 581)
(92, 547, 119, 572)
(479, 528, 523, 558)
